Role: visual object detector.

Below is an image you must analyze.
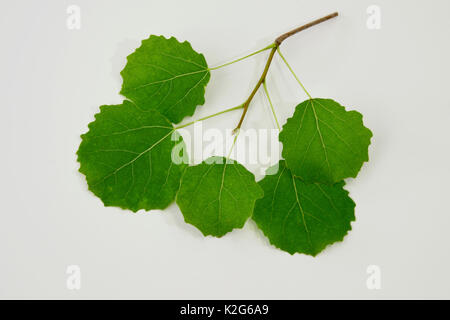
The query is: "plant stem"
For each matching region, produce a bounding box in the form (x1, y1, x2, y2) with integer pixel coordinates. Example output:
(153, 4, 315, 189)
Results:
(233, 46, 277, 133)
(175, 104, 244, 129)
(233, 12, 337, 132)
(209, 43, 276, 71)
(277, 47, 312, 99)
(262, 80, 280, 131)
(275, 12, 338, 45)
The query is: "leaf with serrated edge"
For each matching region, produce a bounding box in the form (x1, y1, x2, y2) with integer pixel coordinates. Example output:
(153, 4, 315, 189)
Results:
(279, 98, 372, 184)
(176, 157, 263, 237)
(252, 161, 355, 256)
(77, 100, 187, 212)
(120, 35, 210, 124)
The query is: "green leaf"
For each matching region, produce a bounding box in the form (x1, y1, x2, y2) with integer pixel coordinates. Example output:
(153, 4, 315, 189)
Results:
(252, 161, 355, 256)
(176, 157, 263, 237)
(279, 98, 372, 184)
(120, 35, 210, 124)
(77, 100, 187, 212)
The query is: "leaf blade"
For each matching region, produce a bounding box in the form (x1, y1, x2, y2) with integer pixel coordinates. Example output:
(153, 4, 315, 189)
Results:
(120, 35, 210, 124)
(77, 101, 187, 212)
(253, 161, 355, 256)
(176, 157, 263, 237)
(279, 98, 372, 183)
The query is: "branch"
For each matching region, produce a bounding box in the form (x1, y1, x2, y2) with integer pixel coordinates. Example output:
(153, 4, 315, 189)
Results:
(233, 12, 338, 133)
(275, 12, 338, 45)
(233, 46, 277, 133)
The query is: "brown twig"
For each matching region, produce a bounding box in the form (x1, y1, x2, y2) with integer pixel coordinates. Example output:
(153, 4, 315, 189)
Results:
(233, 12, 338, 133)
(275, 12, 338, 45)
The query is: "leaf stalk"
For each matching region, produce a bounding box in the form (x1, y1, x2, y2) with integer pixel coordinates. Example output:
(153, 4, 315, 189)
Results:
(175, 104, 244, 130)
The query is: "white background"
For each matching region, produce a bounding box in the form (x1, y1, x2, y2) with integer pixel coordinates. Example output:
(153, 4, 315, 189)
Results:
(1, 0, 450, 299)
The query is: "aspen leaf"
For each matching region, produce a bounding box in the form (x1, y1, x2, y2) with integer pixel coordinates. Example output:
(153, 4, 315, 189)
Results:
(253, 161, 355, 256)
(279, 98, 372, 184)
(120, 35, 210, 124)
(176, 157, 263, 237)
(77, 101, 186, 212)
